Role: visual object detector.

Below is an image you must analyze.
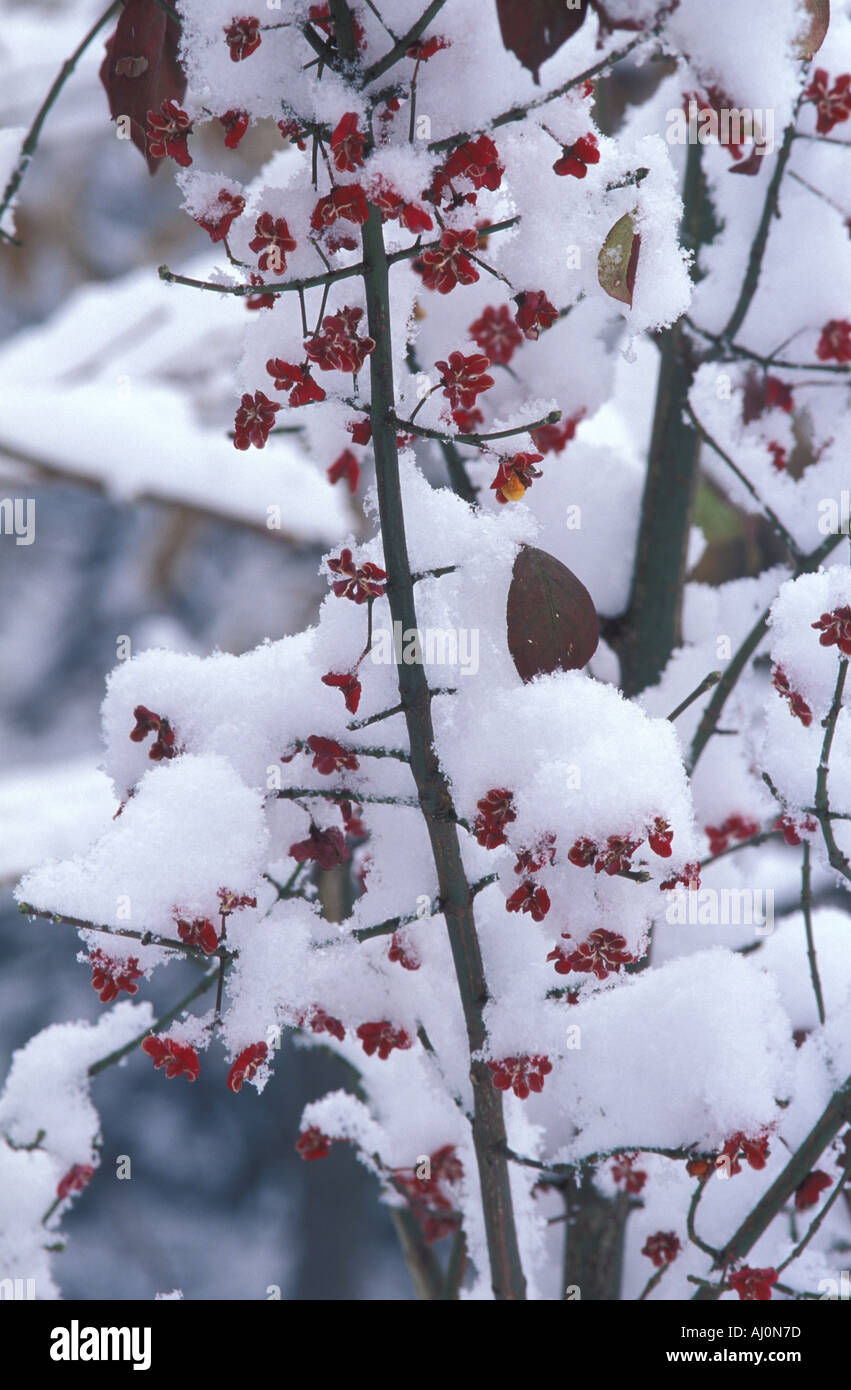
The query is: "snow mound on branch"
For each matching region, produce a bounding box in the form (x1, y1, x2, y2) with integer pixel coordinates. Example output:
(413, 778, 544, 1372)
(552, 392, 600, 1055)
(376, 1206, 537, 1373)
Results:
(554, 949, 794, 1156)
(17, 754, 268, 938)
(0, 1003, 152, 1297)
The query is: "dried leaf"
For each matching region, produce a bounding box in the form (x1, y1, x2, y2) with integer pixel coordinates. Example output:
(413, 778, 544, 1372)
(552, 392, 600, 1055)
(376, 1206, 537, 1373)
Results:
(99, 0, 186, 174)
(795, 0, 830, 58)
(506, 545, 599, 682)
(495, 0, 590, 83)
(597, 211, 640, 309)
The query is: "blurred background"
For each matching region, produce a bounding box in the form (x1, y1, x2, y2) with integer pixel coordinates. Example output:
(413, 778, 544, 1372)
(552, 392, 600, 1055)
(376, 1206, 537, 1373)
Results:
(0, 0, 404, 1300)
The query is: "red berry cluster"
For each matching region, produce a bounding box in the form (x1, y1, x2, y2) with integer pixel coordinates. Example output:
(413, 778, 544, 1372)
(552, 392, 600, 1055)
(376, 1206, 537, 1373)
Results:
(234, 390, 281, 449)
(228, 1041, 268, 1093)
(547, 927, 634, 980)
(175, 915, 219, 955)
(296, 1126, 334, 1161)
(553, 133, 600, 178)
(704, 814, 760, 856)
(289, 823, 349, 870)
(729, 1266, 778, 1301)
(774, 814, 817, 847)
(488, 1054, 552, 1099)
(772, 666, 813, 727)
(794, 1170, 832, 1211)
(611, 1152, 647, 1194)
(195, 188, 245, 244)
(490, 452, 543, 504)
(57, 1164, 95, 1201)
(641, 1230, 680, 1267)
(298, 1006, 346, 1042)
(305, 306, 376, 374)
(356, 1021, 412, 1060)
(89, 949, 143, 1004)
(130, 705, 177, 761)
(146, 100, 193, 167)
(142, 1035, 201, 1082)
(473, 788, 517, 848)
(803, 69, 851, 135)
(326, 548, 387, 603)
(321, 670, 362, 712)
(388, 932, 421, 971)
(391, 1145, 464, 1242)
(416, 228, 480, 295)
(224, 16, 262, 63)
(812, 605, 851, 655)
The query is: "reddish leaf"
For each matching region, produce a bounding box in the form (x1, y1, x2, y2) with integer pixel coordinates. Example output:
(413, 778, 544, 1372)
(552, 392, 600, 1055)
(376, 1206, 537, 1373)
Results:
(506, 545, 599, 682)
(99, 0, 186, 174)
(495, 0, 590, 83)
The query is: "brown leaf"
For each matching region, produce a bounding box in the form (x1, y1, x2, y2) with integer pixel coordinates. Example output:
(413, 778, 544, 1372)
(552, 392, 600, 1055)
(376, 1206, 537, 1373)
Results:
(99, 0, 186, 174)
(597, 211, 640, 309)
(795, 0, 830, 59)
(495, 0, 590, 83)
(506, 545, 599, 682)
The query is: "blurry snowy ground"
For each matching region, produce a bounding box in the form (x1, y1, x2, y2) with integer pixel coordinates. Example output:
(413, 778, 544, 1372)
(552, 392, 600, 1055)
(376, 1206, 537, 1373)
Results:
(0, 0, 402, 1300)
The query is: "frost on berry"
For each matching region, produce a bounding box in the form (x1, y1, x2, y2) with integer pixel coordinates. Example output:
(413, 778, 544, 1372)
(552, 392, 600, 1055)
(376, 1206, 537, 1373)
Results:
(265, 360, 326, 407)
(89, 949, 143, 1004)
(175, 915, 219, 955)
(220, 109, 249, 148)
(611, 1152, 647, 1194)
(224, 17, 262, 62)
(356, 1021, 412, 1060)
(296, 1126, 333, 1161)
(228, 1041, 268, 1093)
(387, 932, 421, 971)
(299, 1007, 346, 1042)
(57, 1164, 95, 1201)
(194, 189, 245, 243)
(391, 1145, 463, 1242)
(474, 788, 516, 848)
(488, 1055, 551, 1099)
(142, 1035, 201, 1082)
